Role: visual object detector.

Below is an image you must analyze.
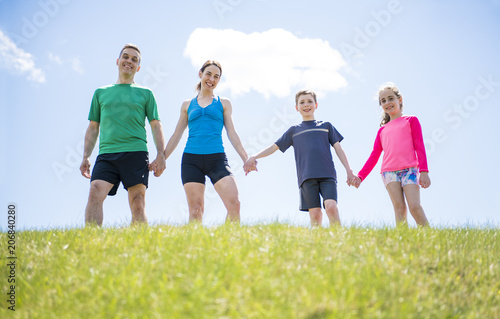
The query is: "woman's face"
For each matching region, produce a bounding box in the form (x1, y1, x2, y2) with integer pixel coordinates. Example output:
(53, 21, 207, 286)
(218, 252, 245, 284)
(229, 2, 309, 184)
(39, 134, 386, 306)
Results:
(199, 65, 221, 91)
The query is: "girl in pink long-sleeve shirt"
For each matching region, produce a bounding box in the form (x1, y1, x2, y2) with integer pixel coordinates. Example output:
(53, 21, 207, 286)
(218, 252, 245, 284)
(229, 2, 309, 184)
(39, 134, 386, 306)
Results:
(351, 83, 430, 226)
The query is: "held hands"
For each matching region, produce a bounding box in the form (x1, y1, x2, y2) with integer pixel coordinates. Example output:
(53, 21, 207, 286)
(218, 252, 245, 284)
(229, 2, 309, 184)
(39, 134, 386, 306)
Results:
(243, 156, 258, 175)
(149, 154, 166, 177)
(346, 170, 362, 188)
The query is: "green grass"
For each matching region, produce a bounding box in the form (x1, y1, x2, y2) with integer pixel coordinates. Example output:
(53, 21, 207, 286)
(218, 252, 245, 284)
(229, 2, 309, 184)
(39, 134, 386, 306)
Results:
(1, 224, 499, 318)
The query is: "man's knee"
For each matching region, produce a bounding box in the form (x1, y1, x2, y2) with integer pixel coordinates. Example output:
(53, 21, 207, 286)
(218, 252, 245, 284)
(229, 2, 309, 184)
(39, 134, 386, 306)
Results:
(88, 182, 110, 202)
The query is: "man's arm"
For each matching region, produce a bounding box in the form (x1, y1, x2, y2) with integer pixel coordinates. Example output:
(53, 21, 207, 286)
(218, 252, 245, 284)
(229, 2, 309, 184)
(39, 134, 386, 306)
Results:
(80, 121, 100, 179)
(149, 119, 166, 177)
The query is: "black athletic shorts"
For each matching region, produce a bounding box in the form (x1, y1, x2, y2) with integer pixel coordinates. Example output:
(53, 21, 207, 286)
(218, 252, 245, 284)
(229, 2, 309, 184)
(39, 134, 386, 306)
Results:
(181, 152, 232, 185)
(299, 178, 338, 211)
(91, 151, 149, 196)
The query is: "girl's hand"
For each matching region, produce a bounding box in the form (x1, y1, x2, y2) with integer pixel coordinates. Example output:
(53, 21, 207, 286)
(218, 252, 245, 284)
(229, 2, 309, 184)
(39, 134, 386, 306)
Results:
(419, 172, 431, 188)
(347, 175, 361, 188)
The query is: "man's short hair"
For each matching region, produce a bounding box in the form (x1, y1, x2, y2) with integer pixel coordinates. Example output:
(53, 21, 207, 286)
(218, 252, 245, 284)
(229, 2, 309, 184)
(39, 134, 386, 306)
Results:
(119, 43, 141, 64)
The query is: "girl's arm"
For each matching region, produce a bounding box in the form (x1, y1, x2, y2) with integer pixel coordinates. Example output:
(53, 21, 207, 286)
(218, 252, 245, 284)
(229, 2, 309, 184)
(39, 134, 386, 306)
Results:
(409, 116, 431, 188)
(357, 128, 384, 182)
(163, 101, 189, 160)
(221, 98, 249, 163)
(409, 116, 429, 172)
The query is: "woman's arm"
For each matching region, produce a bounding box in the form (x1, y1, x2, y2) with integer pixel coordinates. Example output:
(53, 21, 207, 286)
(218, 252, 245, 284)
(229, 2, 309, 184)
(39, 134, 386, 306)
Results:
(164, 101, 189, 160)
(221, 98, 249, 163)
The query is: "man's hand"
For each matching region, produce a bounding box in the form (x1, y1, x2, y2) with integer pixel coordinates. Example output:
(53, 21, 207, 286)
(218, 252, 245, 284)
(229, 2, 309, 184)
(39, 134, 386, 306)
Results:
(149, 155, 166, 177)
(80, 158, 92, 179)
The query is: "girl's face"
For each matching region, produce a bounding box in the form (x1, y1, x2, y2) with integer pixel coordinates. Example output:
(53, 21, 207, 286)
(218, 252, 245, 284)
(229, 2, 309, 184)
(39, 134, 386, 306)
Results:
(198, 65, 221, 91)
(379, 89, 402, 117)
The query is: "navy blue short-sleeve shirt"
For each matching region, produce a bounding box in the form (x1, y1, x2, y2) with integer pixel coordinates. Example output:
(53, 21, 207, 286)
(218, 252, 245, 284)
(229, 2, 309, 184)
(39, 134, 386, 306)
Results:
(275, 120, 343, 187)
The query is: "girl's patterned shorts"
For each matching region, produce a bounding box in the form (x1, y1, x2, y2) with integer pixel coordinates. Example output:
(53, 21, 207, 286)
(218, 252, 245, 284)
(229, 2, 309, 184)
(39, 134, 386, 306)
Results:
(381, 167, 419, 187)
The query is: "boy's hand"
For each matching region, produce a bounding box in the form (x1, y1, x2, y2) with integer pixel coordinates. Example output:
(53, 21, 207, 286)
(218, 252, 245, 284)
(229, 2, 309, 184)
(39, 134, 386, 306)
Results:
(419, 172, 431, 188)
(346, 170, 356, 186)
(243, 157, 258, 175)
(347, 175, 361, 188)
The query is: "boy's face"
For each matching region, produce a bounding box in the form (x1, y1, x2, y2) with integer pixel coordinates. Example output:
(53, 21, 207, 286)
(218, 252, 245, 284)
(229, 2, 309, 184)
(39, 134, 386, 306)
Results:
(295, 93, 318, 120)
(116, 48, 141, 76)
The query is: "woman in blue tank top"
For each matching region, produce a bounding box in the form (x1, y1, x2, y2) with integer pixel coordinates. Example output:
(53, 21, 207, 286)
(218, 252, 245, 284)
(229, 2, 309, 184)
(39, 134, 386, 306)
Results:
(164, 60, 250, 223)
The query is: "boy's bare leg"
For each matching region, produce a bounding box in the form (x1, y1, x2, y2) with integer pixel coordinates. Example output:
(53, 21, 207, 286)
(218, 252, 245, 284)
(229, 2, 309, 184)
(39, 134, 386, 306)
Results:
(324, 199, 341, 226)
(309, 208, 322, 227)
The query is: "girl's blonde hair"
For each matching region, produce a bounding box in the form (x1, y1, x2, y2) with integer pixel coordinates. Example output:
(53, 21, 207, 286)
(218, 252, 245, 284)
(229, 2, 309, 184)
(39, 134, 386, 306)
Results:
(378, 82, 403, 126)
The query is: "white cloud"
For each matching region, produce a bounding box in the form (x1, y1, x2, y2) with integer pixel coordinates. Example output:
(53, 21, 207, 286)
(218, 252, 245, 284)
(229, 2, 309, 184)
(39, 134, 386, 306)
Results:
(0, 29, 46, 83)
(184, 28, 348, 99)
(48, 52, 63, 65)
(48, 52, 85, 74)
(71, 57, 84, 74)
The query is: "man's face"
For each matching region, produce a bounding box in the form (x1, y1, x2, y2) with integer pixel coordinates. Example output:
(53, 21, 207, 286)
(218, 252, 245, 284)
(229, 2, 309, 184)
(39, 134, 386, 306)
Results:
(116, 48, 141, 76)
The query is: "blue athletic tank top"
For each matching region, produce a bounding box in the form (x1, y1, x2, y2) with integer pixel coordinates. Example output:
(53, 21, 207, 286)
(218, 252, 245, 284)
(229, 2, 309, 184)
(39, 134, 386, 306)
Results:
(184, 96, 225, 154)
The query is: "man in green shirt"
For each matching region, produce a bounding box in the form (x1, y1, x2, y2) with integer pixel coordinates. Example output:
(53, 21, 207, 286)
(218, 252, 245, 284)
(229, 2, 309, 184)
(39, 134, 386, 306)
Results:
(80, 44, 166, 226)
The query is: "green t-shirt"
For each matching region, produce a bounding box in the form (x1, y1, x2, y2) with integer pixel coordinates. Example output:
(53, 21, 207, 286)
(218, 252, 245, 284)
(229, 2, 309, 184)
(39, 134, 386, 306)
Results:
(88, 83, 160, 154)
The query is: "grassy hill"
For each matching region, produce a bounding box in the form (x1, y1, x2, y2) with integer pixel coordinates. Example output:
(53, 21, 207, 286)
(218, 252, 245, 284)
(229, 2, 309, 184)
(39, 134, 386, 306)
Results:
(1, 224, 499, 318)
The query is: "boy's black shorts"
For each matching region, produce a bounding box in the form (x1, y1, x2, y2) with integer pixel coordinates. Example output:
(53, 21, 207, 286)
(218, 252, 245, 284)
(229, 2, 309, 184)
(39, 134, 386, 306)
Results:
(299, 178, 337, 211)
(181, 152, 232, 185)
(91, 151, 149, 196)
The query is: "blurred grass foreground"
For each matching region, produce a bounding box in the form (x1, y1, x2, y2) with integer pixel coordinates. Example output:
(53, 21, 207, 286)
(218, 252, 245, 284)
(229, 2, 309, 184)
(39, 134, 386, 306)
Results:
(1, 224, 499, 318)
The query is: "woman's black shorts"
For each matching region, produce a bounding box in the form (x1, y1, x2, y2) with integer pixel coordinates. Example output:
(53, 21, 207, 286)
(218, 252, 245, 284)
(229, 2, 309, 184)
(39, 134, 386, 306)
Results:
(181, 152, 232, 185)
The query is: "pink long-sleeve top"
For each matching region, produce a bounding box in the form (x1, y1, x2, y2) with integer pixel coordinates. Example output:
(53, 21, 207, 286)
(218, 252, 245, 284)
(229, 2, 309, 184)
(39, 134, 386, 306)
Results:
(358, 115, 429, 181)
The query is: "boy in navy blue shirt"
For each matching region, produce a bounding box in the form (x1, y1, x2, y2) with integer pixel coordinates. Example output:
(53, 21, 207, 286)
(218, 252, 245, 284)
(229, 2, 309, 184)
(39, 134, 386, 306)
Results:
(244, 89, 356, 226)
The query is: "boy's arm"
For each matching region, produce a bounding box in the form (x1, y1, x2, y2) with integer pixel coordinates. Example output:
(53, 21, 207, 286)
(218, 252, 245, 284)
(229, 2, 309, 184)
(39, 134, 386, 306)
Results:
(332, 142, 356, 185)
(244, 144, 279, 175)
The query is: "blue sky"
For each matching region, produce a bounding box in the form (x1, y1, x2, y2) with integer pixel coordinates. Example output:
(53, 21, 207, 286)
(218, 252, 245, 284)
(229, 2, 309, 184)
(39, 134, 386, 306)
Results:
(1, 0, 500, 229)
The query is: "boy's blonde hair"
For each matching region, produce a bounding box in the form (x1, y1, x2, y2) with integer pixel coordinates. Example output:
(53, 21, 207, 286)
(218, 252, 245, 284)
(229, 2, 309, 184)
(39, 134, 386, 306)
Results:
(295, 89, 317, 105)
(378, 82, 403, 126)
